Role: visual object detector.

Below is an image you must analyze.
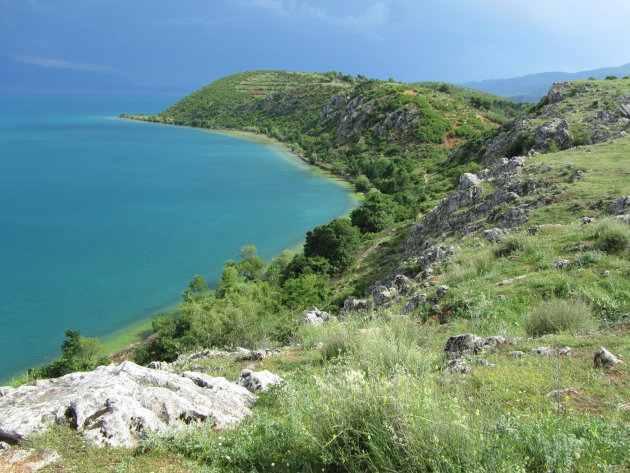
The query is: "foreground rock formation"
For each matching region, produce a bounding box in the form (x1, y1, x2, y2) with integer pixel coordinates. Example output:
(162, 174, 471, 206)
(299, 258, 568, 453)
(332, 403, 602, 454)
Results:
(0, 361, 256, 448)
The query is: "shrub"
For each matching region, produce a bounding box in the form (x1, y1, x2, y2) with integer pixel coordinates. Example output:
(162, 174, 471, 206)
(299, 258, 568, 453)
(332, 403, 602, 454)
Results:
(493, 233, 530, 257)
(574, 249, 604, 267)
(593, 220, 630, 254)
(523, 298, 595, 336)
(473, 251, 494, 275)
(304, 218, 361, 273)
(320, 330, 359, 363)
(350, 191, 395, 233)
(354, 174, 371, 192)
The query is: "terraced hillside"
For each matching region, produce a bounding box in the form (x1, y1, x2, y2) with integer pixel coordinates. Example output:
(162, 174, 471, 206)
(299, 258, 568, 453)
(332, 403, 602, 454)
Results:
(130, 70, 526, 215)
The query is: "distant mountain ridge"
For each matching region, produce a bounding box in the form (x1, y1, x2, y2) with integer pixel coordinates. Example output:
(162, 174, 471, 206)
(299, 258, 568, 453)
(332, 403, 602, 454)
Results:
(0, 56, 189, 95)
(463, 62, 630, 102)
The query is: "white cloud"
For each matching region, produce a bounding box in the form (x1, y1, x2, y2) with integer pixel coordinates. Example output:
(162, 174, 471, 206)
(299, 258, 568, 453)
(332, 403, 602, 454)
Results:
(12, 55, 115, 73)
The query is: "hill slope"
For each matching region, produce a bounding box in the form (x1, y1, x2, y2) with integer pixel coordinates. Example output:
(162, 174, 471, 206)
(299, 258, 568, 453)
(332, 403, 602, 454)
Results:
(133, 70, 526, 215)
(9, 76, 630, 473)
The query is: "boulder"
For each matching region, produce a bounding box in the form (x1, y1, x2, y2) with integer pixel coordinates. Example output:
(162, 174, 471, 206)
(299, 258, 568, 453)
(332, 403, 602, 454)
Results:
(443, 334, 506, 357)
(237, 369, 284, 393)
(610, 196, 630, 215)
(0, 387, 14, 398)
(342, 298, 368, 313)
(429, 285, 449, 303)
(593, 347, 622, 369)
(531, 347, 556, 356)
(567, 170, 586, 183)
(392, 274, 413, 295)
(181, 372, 256, 407)
(617, 103, 630, 119)
(445, 359, 471, 374)
(0, 361, 254, 448)
(235, 349, 268, 361)
(482, 227, 509, 242)
(299, 306, 331, 326)
(552, 259, 572, 268)
(372, 285, 398, 306)
(403, 293, 427, 313)
(459, 173, 481, 190)
(146, 361, 172, 372)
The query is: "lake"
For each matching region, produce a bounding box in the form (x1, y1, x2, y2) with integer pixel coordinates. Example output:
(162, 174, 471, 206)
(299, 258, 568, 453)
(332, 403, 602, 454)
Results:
(0, 94, 355, 381)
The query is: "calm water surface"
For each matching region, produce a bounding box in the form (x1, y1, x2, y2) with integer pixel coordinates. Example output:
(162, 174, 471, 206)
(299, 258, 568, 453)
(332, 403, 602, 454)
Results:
(0, 95, 354, 381)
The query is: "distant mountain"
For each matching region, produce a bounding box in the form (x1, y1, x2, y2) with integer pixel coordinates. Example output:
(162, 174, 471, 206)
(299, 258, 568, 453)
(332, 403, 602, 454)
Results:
(0, 57, 187, 95)
(463, 63, 630, 103)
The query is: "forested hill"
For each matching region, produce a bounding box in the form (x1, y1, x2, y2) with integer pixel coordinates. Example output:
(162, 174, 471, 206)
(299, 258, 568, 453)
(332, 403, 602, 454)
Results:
(132, 70, 526, 213)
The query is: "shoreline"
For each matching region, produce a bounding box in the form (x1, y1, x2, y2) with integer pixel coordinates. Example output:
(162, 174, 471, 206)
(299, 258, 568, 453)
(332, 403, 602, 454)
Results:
(23, 118, 360, 373)
(119, 116, 357, 193)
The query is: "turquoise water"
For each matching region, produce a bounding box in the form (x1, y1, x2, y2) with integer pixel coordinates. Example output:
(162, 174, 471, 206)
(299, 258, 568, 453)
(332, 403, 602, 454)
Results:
(0, 95, 355, 381)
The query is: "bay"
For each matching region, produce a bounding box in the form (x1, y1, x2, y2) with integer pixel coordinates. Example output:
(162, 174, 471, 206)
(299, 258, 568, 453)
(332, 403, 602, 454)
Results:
(0, 95, 355, 381)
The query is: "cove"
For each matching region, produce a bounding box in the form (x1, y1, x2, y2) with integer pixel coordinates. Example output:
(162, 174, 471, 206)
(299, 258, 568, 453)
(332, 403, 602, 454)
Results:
(0, 95, 355, 382)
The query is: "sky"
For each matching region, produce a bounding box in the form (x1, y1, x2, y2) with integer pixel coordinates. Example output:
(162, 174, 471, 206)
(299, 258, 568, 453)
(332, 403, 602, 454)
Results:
(0, 0, 629, 90)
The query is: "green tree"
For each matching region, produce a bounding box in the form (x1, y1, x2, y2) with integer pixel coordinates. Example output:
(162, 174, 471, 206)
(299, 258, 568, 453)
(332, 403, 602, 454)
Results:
(264, 250, 294, 284)
(282, 254, 332, 281)
(354, 174, 371, 192)
(350, 191, 395, 233)
(304, 218, 361, 273)
(29, 329, 105, 379)
(182, 274, 208, 302)
(282, 274, 331, 310)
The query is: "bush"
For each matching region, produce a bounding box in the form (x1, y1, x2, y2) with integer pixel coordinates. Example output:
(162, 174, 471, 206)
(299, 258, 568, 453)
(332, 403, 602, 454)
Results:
(523, 298, 595, 336)
(574, 249, 604, 267)
(350, 191, 395, 233)
(593, 220, 630, 254)
(304, 218, 361, 273)
(493, 233, 530, 257)
(354, 174, 371, 192)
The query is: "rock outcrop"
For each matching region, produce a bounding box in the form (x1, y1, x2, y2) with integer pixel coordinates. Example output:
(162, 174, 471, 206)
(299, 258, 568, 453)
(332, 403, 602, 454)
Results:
(0, 362, 255, 448)
(237, 369, 284, 392)
(593, 347, 623, 369)
(443, 334, 506, 357)
(299, 306, 332, 326)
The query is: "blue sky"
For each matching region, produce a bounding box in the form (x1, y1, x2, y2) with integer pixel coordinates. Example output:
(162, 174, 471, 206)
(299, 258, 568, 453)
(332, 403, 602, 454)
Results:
(1, 0, 628, 89)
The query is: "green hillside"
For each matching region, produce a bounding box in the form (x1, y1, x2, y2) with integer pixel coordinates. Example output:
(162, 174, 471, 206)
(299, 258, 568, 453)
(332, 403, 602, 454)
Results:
(131, 70, 526, 216)
(11, 75, 630, 472)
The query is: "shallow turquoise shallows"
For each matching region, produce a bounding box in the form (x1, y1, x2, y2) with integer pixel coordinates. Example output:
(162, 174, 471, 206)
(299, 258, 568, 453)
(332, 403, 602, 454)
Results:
(0, 95, 355, 381)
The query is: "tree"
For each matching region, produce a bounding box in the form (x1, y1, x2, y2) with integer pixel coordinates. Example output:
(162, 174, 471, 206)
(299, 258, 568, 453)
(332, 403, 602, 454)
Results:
(264, 249, 294, 284)
(354, 174, 371, 193)
(304, 218, 361, 273)
(282, 254, 332, 281)
(350, 191, 395, 233)
(282, 274, 331, 310)
(224, 245, 265, 282)
(182, 274, 208, 302)
(29, 329, 105, 379)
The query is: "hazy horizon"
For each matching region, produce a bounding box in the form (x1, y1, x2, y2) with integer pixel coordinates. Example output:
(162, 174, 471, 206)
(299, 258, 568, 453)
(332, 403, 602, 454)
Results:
(1, 0, 629, 91)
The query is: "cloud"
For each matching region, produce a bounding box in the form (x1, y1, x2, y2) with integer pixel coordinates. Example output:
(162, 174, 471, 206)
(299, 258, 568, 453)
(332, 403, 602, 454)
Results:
(12, 55, 115, 73)
(238, 0, 391, 35)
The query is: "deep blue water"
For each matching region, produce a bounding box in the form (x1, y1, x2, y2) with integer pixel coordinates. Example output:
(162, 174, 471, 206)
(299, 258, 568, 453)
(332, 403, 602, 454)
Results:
(0, 95, 354, 381)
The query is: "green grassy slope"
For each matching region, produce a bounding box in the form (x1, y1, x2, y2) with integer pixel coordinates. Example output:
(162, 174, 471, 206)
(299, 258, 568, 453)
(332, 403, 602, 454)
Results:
(9, 77, 629, 472)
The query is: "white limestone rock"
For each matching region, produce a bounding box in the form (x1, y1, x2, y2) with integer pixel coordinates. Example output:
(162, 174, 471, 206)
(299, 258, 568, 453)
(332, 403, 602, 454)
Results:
(237, 369, 284, 393)
(0, 361, 254, 448)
